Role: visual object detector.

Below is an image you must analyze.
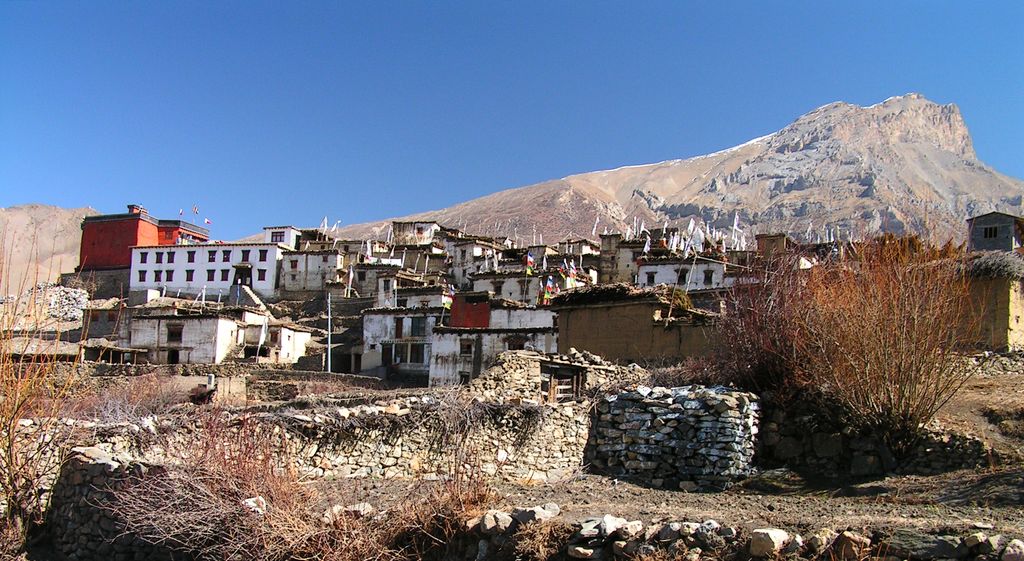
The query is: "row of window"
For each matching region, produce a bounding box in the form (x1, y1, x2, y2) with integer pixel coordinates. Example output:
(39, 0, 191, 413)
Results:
(139, 249, 270, 264)
(137, 269, 268, 283)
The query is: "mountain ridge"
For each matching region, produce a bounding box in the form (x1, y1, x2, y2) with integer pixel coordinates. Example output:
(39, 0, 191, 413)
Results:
(334, 93, 1024, 243)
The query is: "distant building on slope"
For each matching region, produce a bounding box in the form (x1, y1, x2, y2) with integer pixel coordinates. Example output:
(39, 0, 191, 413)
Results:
(967, 212, 1024, 253)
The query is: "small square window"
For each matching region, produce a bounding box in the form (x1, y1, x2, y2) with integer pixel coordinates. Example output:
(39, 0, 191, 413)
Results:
(258, 249, 268, 261)
(221, 269, 229, 282)
(208, 250, 217, 262)
(357, 271, 366, 282)
(646, 272, 656, 285)
(270, 231, 285, 243)
(460, 339, 473, 356)
(154, 270, 163, 282)
(207, 270, 215, 282)
(185, 270, 194, 282)
(166, 270, 174, 282)
(155, 252, 163, 264)
(222, 250, 231, 262)
(138, 270, 147, 282)
(166, 252, 175, 264)
(982, 226, 998, 239)
(187, 251, 195, 263)
(257, 269, 266, 281)
(167, 325, 183, 343)
(290, 260, 298, 270)
(139, 252, 148, 264)
(703, 269, 714, 285)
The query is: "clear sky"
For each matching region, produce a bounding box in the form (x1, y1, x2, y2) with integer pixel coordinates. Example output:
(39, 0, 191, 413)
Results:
(1, 1, 1021, 239)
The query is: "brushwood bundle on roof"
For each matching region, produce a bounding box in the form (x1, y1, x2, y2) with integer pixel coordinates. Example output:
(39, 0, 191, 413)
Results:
(964, 251, 1024, 280)
(550, 283, 691, 309)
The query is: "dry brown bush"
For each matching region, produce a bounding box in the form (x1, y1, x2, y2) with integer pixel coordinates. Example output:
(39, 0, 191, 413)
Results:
(63, 374, 186, 423)
(0, 242, 80, 551)
(510, 520, 575, 561)
(719, 238, 978, 450)
(106, 407, 497, 561)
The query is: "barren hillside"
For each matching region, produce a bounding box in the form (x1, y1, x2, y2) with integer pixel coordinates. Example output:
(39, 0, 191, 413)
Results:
(0, 204, 95, 291)
(336, 94, 1024, 243)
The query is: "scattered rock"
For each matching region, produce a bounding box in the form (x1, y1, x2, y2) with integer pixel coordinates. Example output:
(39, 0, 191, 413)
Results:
(750, 528, 791, 557)
(834, 531, 871, 561)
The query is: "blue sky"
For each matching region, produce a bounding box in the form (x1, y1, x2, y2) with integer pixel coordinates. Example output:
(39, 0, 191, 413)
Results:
(1, 1, 1021, 239)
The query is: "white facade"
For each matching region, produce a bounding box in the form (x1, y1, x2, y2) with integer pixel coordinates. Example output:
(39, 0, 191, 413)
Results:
(128, 315, 243, 364)
(393, 221, 441, 245)
(241, 323, 312, 363)
(636, 259, 733, 291)
(130, 243, 286, 298)
(471, 275, 544, 305)
(448, 241, 501, 289)
(430, 329, 556, 387)
(361, 309, 441, 378)
(263, 226, 301, 249)
(281, 251, 343, 292)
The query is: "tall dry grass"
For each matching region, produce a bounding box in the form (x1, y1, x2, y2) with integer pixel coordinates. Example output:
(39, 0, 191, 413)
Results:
(0, 237, 81, 550)
(106, 408, 496, 561)
(718, 237, 977, 450)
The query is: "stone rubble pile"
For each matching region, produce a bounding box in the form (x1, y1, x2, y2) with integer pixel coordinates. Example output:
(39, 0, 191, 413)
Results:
(459, 507, 1023, 561)
(588, 385, 759, 490)
(2, 282, 89, 323)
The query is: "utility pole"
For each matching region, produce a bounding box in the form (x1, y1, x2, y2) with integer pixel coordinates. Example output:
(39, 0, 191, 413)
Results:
(326, 290, 332, 373)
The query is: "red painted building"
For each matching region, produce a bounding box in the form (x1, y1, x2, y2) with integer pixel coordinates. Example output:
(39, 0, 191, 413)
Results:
(77, 204, 209, 271)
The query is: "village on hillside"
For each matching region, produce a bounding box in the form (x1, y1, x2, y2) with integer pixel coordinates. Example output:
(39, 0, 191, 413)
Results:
(4, 202, 1024, 561)
(8, 203, 1019, 380)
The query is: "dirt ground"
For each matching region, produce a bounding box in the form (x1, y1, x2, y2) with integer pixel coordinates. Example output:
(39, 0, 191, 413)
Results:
(344, 359, 1024, 537)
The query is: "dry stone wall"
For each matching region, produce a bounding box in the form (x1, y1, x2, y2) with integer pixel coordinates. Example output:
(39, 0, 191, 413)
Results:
(588, 385, 760, 490)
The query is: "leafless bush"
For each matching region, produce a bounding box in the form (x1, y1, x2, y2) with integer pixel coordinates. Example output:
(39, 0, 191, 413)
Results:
(107, 405, 497, 561)
(64, 374, 186, 423)
(0, 240, 80, 549)
(719, 239, 978, 450)
(510, 520, 575, 561)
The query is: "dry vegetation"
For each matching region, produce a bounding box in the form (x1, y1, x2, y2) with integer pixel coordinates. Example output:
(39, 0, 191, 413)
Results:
(0, 245, 81, 555)
(717, 238, 978, 451)
(107, 409, 497, 561)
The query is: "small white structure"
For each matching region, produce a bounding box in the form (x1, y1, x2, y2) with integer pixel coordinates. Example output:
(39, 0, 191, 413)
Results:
(281, 250, 344, 292)
(429, 293, 557, 386)
(361, 306, 443, 380)
(636, 257, 735, 291)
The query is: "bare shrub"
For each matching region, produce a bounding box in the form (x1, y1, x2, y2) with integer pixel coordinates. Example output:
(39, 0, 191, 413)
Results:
(511, 520, 575, 561)
(107, 406, 497, 561)
(0, 242, 80, 548)
(65, 374, 186, 423)
(719, 238, 978, 450)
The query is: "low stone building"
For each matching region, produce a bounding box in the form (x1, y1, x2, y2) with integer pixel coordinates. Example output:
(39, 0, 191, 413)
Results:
(967, 211, 1024, 253)
(430, 293, 557, 386)
(550, 284, 718, 364)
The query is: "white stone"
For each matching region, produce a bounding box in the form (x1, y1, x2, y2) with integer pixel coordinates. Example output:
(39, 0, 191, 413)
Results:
(1003, 539, 1024, 561)
(750, 528, 791, 557)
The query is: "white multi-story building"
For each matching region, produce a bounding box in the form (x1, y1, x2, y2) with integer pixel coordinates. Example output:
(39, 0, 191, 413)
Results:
(635, 257, 734, 291)
(129, 243, 288, 299)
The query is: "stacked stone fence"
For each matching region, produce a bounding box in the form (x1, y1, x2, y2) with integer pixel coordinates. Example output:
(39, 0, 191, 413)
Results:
(757, 400, 994, 478)
(586, 385, 759, 490)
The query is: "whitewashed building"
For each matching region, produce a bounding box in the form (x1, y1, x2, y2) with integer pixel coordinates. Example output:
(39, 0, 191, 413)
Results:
(361, 306, 443, 382)
(129, 242, 289, 299)
(429, 293, 556, 386)
(636, 257, 735, 291)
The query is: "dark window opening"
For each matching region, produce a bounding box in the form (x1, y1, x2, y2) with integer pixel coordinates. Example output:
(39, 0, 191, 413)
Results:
(185, 270, 194, 282)
(139, 252, 148, 263)
(167, 252, 175, 264)
(208, 250, 217, 262)
(187, 251, 195, 263)
(257, 269, 266, 281)
(258, 249, 268, 261)
(138, 270, 147, 282)
(222, 250, 231, 262)
(703, 269, 714, 286)
(165, 270, 174, 282)
(220, 269, 229, 282)
(241, 250, 250, 261)
(460, 339, 473, 356)
(167, 325, 183, 343)
(155, 252, 163, 264)
(409, 343, 425, 364)
(982, 226, 998, 239)
(646, 272, 656, 285)
(207, 270, 215, 282)
(410, 317, 426, 337)
(154, 270, 162, 282)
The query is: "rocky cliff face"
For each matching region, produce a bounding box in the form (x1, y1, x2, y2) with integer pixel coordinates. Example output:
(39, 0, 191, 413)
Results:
(338, 94, 1024, 243)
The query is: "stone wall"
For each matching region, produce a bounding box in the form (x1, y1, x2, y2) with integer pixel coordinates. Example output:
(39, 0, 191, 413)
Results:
(245, 369, 387, 401)
(262, 394, 590, 483)
(587, 385, 759, 490)
(758, 401, 993, 478)
(46, 447, 176, 561)
(467, 350, 647, 403)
